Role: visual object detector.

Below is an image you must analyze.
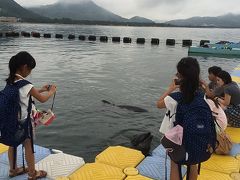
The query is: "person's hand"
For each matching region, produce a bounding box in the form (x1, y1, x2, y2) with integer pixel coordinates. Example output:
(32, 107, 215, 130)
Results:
(49, 84, 57, 93)
(168, 78, 179, 92)
(40, 85, 50, 92)
(200, 79, 208, 89)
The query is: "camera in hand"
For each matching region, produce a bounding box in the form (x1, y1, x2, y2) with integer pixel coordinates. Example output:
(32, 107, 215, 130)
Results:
(174, 79, 181, 85)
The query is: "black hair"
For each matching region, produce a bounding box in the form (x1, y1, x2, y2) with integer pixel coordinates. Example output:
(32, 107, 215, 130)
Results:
(6, 51, 36, 84)
(217, 70, 232, 85)
(177, 57, 200, 103)
(208, 66, 222, 76)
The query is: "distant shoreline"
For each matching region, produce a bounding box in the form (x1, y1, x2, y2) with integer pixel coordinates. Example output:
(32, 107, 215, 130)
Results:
(14, 19, 240, 29)
(1, 19, 240, 29)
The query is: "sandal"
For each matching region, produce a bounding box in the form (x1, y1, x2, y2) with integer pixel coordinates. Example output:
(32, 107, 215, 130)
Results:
(9, 167, 28, 177)
(28, 170, 47, 180)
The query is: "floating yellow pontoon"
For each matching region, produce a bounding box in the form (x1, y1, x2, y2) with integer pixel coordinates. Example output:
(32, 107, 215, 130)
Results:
(1, 129, 240, 180)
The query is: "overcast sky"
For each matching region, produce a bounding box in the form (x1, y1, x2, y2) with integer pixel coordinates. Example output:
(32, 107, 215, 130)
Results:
(15, 0, 240, 21)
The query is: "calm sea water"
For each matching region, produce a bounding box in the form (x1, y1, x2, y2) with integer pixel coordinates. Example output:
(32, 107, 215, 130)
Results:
(0, 23, 240, 162)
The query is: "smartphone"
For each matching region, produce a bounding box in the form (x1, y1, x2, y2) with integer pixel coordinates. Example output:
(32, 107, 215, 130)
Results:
(174, 79, 181, 85)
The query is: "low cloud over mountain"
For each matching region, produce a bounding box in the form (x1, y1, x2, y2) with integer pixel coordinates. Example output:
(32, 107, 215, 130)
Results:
(0, 0, 46, 21)
(166, 13, 240, 28)
(29, 0, 127, 22)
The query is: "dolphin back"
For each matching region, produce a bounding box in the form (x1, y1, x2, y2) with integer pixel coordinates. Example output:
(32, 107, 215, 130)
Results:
(117, 105, 148, 112)
(102, 100, 115, 106)
(102, 100, 148, 112)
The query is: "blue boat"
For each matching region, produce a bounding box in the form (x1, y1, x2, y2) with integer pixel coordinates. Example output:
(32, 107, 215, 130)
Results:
(188, 41, 240, 58)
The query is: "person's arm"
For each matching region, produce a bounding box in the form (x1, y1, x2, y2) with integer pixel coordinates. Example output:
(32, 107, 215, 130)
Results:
(200, 80, 215, 98)
(29, 85, 57, 103)
(216, 93, 231, 106)
(157, 80, 178, 109)
(37, 84, 51, 93)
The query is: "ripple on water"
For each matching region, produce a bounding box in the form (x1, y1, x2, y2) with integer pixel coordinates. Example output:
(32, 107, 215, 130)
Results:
(0, 24, 240, 161)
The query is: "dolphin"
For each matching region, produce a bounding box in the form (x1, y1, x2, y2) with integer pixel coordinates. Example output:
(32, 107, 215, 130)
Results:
(102, 100, 148, 112)
(131, 132, 153, 156)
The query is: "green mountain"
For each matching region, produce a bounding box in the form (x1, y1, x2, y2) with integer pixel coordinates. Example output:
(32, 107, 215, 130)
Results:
(128, 16, 155, 24)
(166, 13, 240, 28)
(0, 0, 47, 22)
(29, 1, 127, 22)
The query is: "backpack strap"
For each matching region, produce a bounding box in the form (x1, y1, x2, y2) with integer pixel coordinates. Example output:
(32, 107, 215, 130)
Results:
(27, 96, 35, 154)
(164, 150, 168, 180)
(198, 163, 201, 174)
(13, 147, 17, 170)
(169, 92, 183, 103)
(14, 79, 32, 89)
(169, 92, 183, 126)
(186, 165, 190, 180)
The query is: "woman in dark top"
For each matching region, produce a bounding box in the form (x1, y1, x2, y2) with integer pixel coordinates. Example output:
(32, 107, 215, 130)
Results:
(216, 70, 240, 127)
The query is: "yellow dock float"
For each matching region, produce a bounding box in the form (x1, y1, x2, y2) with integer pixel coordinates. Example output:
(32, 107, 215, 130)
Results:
(95, 146, 145, 169)
(1, 126, 240, 179)
(231, 65, 240, 84)
(0, 144, 8, 154)
(226, 127, 240, 143)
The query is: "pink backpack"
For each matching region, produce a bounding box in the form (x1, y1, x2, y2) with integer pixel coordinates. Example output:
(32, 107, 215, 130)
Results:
(161, 125, 186, 163)
(165, 125, 183, 145)
(204, 95, 227, 132)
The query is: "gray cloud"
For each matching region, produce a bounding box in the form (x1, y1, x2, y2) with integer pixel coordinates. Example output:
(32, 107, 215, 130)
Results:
(136, 0, 186, 8)
(15, 0, 57, 7)
(15, 0, 240, 21)
(58, 0, 90, 4)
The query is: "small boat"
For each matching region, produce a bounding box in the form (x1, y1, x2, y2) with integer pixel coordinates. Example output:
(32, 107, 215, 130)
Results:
(208, 41, 240, 49)
(188, 41, 240, 58)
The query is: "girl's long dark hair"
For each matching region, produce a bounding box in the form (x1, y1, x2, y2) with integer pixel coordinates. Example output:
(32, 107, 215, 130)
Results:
(177, 57, 200, 103)
(217, 70, 232, 85)
(6, 51, 36, 85)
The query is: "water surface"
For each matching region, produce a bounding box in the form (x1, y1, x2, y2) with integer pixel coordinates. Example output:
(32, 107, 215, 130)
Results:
(0, 23, 239, 161)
